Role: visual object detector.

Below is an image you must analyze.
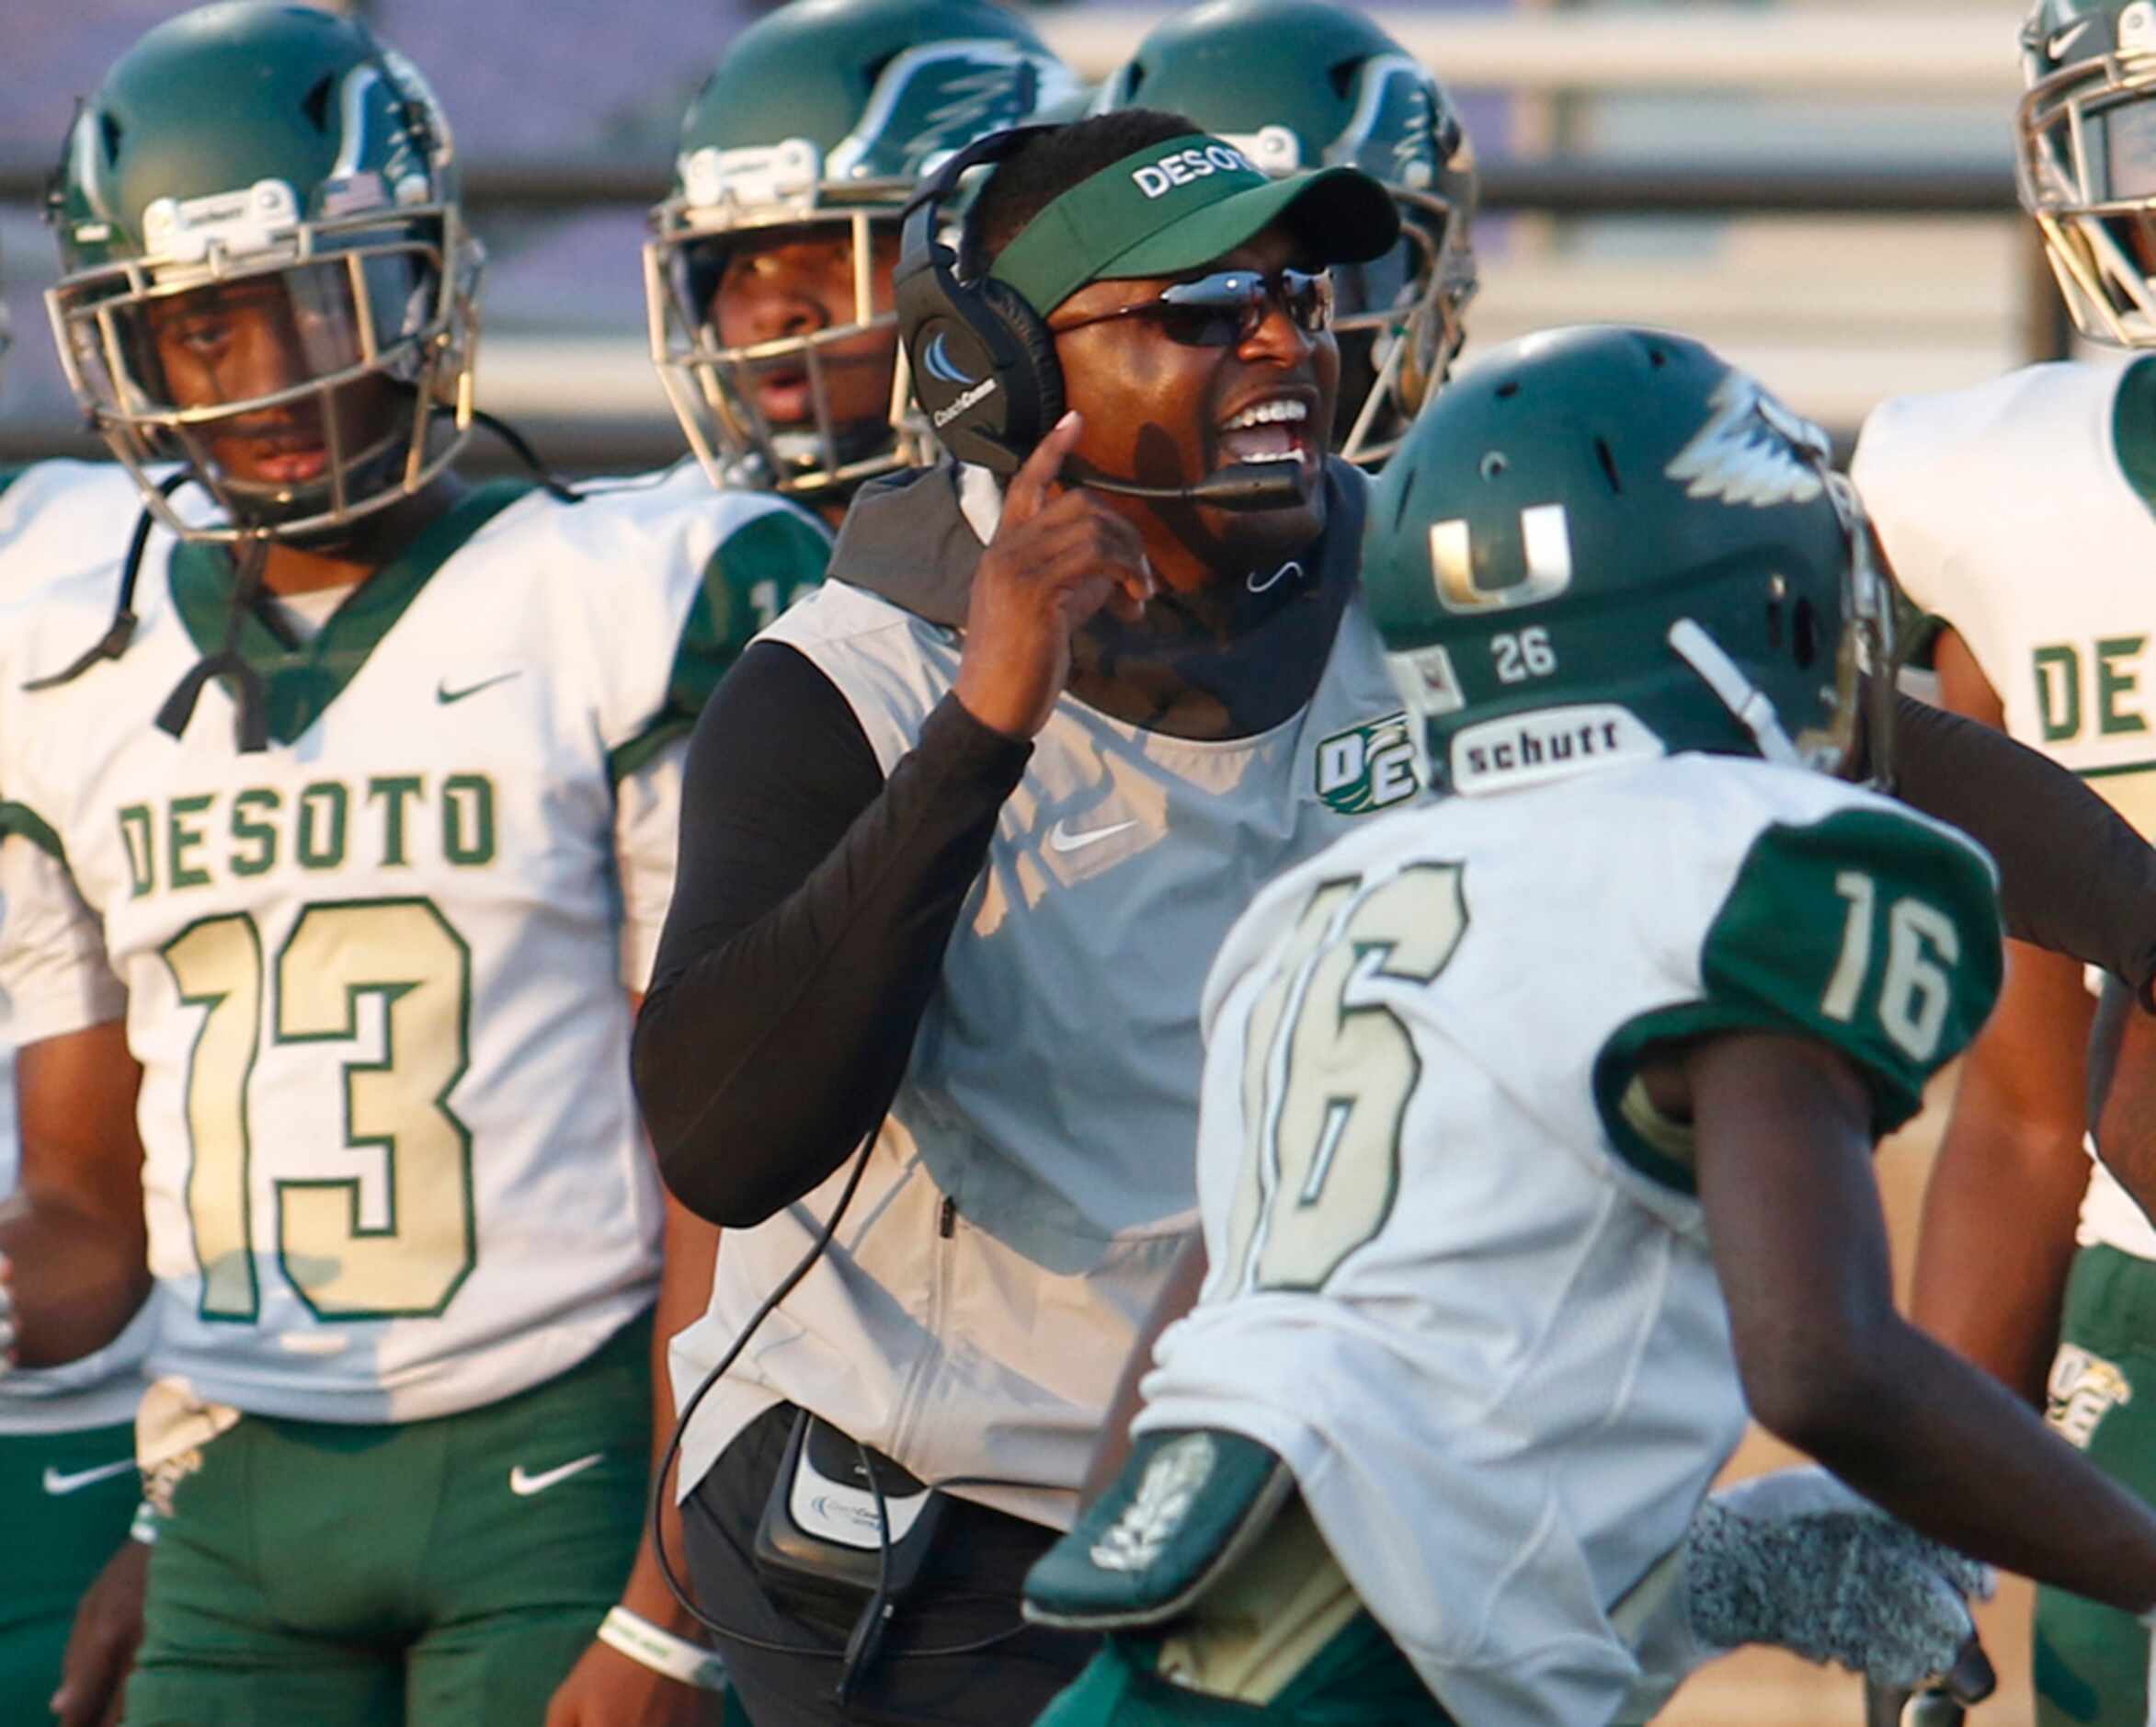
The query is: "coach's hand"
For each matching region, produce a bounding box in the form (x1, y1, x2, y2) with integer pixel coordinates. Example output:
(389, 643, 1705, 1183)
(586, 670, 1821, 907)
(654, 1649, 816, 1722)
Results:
(544, 1636, 723, 1727)
(955, 410, 1156, 740)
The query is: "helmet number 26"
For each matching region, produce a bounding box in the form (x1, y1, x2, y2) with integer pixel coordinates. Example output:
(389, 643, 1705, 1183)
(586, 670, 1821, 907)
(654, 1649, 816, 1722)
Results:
(1491, 627, 1557, 685)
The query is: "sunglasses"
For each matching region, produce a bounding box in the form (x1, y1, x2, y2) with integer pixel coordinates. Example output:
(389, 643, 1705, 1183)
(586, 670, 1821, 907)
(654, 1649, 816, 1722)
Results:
(1052, 268, 1334, 349)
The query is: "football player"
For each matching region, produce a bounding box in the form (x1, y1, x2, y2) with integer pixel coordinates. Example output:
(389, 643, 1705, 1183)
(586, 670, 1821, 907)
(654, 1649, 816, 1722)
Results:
(1023, 326, 2156, 1725)
(0, 444, 165, 1727)
(0, 5, 826, 1724)
(1094, 0, 1478, 467)
(1851, 3, 2156, 1719)
(645, 0, 1081, 526)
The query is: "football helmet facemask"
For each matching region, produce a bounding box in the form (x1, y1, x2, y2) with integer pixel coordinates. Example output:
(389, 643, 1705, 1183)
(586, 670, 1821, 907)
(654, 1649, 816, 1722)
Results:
(1097, 0, 1477, 468)
(2020, 0, 2156, 345)
(645, 0, 1079, 501)
(1363, 326, 1894, 798)
(45, 1, 478, 544)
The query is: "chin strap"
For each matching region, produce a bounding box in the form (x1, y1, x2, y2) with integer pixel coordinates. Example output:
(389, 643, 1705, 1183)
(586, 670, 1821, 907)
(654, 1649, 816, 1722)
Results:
(158, 406, 578, 752)
(23, 469, 279, 751)
(1666, 618, 1805, 769)
(30, 406, 572, 752)
(154, 535, 278, 753)
(471, 406, 580, 504)
(21, 469, 196, 693)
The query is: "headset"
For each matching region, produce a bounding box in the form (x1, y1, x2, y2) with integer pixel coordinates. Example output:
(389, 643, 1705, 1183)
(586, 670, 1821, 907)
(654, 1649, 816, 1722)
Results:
(894, 127, 1313, 511)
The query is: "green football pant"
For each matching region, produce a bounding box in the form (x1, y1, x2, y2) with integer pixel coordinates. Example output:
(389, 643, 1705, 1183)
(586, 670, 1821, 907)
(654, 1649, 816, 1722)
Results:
(125, 1313, 654, 1727)
(0, 1418, 138, 1719)
(1034, 1612, 1453, 1727)
(2036, 1244, 2156, 1726)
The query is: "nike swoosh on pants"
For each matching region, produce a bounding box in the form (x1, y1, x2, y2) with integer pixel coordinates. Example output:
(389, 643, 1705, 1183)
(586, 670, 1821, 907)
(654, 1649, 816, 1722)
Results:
(508, 1452, 606, 1496)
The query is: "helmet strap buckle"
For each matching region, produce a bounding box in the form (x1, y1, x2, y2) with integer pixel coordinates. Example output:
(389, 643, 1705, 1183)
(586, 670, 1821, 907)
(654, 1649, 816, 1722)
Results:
(1667, 618, 1805, 769)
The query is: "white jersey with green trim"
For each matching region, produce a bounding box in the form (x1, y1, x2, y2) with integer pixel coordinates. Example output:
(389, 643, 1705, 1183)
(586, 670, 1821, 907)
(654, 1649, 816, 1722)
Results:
(0, 461, 827, 1425)
(0, 460, 168, 1435)
(1134, 753, 2000, 1727)
(1854, 359, 2156, 1258)
(1854, 360, 2156, 821)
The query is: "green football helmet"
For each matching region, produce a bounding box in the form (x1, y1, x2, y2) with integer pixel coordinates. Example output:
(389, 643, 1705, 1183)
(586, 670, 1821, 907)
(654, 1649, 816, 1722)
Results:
(1097, 0, 1477, 467)
(44, 1, 477, 543)
(2019, 0, 2156, 344)
(1364, 326, 1894, 797)
(645, 0, 1079, 499)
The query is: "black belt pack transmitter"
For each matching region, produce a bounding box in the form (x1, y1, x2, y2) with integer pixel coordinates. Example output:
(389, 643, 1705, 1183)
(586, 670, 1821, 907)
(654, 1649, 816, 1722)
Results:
(753, 1411, 950, 1605)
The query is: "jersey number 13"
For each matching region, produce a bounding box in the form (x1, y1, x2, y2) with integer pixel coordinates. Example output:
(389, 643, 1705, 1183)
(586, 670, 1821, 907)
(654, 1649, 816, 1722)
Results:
(161, 898, 474, 1322)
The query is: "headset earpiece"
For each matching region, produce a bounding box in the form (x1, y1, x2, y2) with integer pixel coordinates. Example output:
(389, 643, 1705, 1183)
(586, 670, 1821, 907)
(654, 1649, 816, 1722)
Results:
(973, 276, 1063, 453)
(893, 125, 1066, 475)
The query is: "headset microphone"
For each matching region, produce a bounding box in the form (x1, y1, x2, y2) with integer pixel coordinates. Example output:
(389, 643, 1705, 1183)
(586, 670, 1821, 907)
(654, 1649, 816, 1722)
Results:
(1063, 459, 1313, 512)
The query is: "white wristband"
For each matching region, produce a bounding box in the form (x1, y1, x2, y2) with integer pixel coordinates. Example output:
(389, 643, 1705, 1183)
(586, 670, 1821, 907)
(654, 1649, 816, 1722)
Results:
(598, 1607, 728, 1691)
(130, 1500, 161, 1547)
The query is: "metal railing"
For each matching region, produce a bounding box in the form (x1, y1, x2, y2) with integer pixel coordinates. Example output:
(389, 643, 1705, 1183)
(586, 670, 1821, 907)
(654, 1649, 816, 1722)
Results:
(0, 157, 2031, 217)
(0, 153, 2060, 472)
(1040, 6, 2031, 96)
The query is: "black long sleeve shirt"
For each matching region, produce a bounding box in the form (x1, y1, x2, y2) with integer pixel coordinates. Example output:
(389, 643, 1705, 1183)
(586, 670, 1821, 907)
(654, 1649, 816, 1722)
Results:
(634, 643, 1028, 1226)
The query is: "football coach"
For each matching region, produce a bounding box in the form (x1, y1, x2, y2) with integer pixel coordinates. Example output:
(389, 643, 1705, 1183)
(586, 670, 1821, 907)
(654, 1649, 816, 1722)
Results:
(634, 109, 1415, 1726)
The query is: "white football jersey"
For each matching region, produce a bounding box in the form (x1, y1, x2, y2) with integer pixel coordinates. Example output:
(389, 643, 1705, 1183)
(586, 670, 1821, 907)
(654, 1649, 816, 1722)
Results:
(0, 461, 167, 1434)
(1135, 755, 2000, 1726)
(1854, 359, 2156, 1255)
(0, 462, 827, 1425)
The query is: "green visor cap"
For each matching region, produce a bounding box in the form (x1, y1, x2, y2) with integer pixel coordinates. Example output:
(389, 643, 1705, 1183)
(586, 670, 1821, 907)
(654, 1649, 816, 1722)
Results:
(987, 132, 1401, 315)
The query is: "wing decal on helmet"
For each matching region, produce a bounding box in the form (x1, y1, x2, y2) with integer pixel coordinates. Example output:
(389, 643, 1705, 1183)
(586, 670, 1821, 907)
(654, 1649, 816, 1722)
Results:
(331, 64, 382, 182)
(1664, 375, 1830, 509)
(826, 41, 1079, 182)
(1337, 54, 1444, 189)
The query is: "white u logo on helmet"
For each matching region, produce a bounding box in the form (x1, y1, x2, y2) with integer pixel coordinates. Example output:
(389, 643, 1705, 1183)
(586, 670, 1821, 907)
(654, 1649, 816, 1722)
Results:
(1428, 505, 1573, 613)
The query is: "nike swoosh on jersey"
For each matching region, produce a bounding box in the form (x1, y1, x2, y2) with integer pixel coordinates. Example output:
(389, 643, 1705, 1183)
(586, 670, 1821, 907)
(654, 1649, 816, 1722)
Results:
(508, 1452, 606, 1496)
(437, 670, 523, 705)
(2050, 18, 2093, 56)
(42, 1458, 138, 1496)
(1047, 818, 1139, 855)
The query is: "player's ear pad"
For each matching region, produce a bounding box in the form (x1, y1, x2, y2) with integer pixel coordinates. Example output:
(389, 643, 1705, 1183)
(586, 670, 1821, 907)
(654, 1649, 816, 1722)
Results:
(976, 276, 1065, 449)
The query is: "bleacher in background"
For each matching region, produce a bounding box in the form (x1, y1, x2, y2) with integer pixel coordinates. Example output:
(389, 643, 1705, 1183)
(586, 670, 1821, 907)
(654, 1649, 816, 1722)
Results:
(0, 2, 2064, 473)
